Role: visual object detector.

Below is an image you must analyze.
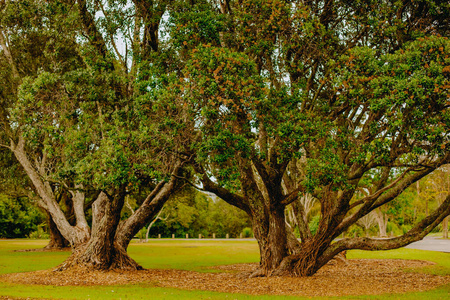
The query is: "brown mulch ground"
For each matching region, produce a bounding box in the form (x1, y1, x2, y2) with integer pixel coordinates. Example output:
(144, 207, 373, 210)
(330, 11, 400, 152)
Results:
(13, 248, 71, 253)
(1, 259, 449, 297)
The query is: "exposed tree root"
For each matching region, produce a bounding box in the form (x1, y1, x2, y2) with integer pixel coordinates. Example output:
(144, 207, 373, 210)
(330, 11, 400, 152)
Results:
(249, 267, 266, 278)
(54, 245, 142, 272)
(329, 250, 348, 265)
(259, 250, 349, 277)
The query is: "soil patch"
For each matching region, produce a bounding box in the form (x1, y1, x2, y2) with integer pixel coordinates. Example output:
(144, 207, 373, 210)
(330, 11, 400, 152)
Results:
(1, 259, 449, 297)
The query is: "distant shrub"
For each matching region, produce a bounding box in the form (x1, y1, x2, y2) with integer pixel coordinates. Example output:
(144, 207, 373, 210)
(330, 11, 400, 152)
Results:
(387, 222, 402, 236)
(401, 224, 412, 234)
(241, 227, 253, 238)
(347, 224, 364, 237)
(28, 224, 49, 239)
(0, 195, 45, 238)
(136, 227, 147, 240)
(431, 223, 442, 233)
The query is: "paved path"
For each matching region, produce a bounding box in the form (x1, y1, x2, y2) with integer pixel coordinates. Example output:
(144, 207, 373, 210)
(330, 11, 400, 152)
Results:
(404, 236, 450, 253)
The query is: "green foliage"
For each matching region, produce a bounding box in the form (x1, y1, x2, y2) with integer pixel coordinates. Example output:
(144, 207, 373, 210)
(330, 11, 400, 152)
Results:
(386, 221, 402, 236)
(387, 188, 416, 226)
(183, 45, 264, 188)
(241, 227, 253, 238)
(28, 223, 50, 239)
(0, 195, 45, 238)
(169, 0, 226, 48)
(308, 215, 320, 236)
(148, 188, 251, 238)
(347, 224, 364, 238)
(0, 148, 29, 196)
(335, 35, 450, 170)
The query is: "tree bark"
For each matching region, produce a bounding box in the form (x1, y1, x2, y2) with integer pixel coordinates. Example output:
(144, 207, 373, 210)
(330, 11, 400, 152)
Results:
(55, 164, 182, 271)
(375, 208, 388, 237)
(44, 213, 70, 249)
(443, 216, 449, 239)
(56, 191, 142, 271)
(251, 205, 289, 277)
(11, 137, 90, 246)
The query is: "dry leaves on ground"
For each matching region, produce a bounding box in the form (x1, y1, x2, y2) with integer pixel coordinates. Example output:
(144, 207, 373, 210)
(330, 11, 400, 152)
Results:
(1, 259, 449, 297)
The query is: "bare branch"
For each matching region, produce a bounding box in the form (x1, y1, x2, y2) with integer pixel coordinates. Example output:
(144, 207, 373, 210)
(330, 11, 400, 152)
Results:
(0, 27, 20, 79)
(96, 0, 127, 70)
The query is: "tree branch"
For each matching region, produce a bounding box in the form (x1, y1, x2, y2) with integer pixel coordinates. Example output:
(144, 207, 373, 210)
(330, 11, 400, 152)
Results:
(0, 27, 20, 80)
(319, 193, 450, 269)
(348, 167, 408, 210)
(77, 0, 113, 68)
(337, 154, 450, 236)
(96, 0, 127, 70)
(115, 162, 183, 248)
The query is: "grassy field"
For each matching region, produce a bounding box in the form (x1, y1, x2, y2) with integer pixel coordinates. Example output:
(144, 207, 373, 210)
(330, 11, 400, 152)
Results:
(0, 239, 449, 299)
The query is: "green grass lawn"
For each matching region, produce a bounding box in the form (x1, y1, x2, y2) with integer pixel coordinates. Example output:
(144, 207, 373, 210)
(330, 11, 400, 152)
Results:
(0, 239, 449, 299)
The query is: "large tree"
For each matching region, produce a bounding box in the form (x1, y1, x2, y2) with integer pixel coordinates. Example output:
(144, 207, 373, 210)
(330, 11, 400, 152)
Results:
(170, 0, 450, 276)
(0, 0, 189, 270)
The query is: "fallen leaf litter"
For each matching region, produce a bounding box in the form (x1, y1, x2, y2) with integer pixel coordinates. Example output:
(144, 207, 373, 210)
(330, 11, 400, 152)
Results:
(1, 259, 449, 297)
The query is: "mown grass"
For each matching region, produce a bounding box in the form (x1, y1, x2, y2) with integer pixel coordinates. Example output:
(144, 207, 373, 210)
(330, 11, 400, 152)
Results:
(0, 239, 68, 275)
(0, 239, 449, 299)
(129, 239, 260, 272)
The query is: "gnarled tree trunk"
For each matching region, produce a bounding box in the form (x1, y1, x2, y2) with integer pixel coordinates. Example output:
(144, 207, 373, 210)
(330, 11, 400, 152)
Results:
(44, 213, 70, 249)
(56, 190, 141, 271)
(56, 167, 182, 271)
(250, 205, 289, 277)
(12, 135, 182, 271)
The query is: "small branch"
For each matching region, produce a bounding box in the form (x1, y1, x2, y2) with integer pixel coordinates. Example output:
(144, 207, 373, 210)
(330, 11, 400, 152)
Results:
(281, 186, 305, 206)
(96, 101, 105, 140)
(309, 73, 329, 113)
(292, 199, 312, 241)
(96, 0, 127, 70)
(301, 60, 319, 112)
(0, 27, 20, 80)
(172, 174, 204, 191)
(349, 168, 410, 210)
(145, 207, 165, 242)
(0, 142, 11, 149)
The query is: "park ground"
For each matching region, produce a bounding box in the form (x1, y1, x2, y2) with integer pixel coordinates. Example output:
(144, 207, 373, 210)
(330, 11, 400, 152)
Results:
(0, 239, 449, 299)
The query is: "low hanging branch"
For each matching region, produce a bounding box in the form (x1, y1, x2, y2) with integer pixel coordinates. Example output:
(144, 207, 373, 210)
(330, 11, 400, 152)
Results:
(319, 194, 450, 269)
